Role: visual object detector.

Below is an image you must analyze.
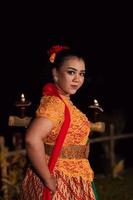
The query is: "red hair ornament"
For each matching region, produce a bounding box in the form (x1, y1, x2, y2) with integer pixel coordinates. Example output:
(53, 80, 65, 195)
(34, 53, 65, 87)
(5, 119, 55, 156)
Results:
(47, 45, 70, 63)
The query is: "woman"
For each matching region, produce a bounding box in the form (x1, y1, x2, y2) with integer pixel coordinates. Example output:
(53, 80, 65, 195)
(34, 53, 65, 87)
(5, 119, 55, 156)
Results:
(19, 45, 99, 199)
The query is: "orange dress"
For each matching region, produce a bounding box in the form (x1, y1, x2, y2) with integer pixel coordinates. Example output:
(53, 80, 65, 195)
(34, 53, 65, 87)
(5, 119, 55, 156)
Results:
(20, 95, 95, 200)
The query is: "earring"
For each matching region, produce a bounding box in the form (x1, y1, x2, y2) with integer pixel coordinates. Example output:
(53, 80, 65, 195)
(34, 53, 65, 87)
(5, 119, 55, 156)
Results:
(54, 76, 58, 83)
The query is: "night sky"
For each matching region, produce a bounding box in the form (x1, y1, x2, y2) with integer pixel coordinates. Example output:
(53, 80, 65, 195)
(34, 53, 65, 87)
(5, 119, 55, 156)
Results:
(1, 3, 133, 132)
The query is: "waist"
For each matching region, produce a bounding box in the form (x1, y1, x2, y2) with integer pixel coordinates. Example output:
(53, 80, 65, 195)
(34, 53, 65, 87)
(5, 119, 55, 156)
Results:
(45, 144, 87, 159)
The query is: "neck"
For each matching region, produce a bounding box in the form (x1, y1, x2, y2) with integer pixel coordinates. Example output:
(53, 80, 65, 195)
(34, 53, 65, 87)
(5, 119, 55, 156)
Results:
(55, 84, 70, 98)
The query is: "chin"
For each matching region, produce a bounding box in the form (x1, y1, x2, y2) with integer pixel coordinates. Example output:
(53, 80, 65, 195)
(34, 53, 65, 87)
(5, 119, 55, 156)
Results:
(70, 90, 77, 95)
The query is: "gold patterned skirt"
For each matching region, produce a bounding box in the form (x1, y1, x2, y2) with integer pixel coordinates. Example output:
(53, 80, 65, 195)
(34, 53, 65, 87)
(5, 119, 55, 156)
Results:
(19, 167, 96, 200)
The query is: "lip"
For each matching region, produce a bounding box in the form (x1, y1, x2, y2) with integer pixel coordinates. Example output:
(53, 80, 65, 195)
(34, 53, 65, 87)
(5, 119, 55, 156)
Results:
(70, 85, 79, 89)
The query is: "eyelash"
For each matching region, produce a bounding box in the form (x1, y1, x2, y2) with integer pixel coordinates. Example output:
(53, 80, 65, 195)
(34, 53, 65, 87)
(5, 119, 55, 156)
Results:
(67, 71, 85, 77)
(67, 70, 75, 75)
(80, 72, 85, 77)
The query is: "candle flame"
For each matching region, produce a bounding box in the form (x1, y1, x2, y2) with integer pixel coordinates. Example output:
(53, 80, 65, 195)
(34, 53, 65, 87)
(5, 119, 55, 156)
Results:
(94, 99, 99, 106)
(21, 93, 25, 98)
(21, 93, 25, 102)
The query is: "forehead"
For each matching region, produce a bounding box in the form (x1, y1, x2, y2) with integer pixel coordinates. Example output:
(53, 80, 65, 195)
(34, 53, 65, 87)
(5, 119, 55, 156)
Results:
(61, 56, 85, 70)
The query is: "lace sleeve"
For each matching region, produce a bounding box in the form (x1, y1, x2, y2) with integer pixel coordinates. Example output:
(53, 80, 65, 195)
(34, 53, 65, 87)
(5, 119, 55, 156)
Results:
(36, 96, 65, 126)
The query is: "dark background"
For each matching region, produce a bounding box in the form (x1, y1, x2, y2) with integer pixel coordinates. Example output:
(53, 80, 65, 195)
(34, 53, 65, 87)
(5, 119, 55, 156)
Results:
(0, 2, 133, 172)
(1, 2, 133, 132)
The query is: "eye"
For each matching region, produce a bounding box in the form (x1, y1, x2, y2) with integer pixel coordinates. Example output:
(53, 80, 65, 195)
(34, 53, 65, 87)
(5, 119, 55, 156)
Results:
(80, 72, 85, 77)
(67, 70, 76, 75)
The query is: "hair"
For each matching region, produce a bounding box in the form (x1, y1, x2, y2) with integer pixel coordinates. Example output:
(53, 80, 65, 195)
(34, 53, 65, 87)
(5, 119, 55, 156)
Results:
(41, 47, 87, 84)
(51, 49, 85, 69)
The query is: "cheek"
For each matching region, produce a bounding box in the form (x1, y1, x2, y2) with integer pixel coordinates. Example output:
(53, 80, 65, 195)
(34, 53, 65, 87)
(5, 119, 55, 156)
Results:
(80, 77, 85, 85)
(61, 74, 71, 82)
(58, 74, 69, 85)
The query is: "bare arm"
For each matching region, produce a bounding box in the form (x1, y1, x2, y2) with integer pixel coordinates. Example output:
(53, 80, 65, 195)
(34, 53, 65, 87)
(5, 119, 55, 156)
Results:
(25, 117, 56, 193)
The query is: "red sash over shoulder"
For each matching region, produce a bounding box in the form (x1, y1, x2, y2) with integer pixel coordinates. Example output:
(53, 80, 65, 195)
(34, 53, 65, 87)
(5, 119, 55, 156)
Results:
(42, 83, 71, 200)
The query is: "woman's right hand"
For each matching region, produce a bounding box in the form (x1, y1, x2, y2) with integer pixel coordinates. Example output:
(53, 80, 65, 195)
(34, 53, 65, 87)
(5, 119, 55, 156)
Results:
(45, 175, 57, 194)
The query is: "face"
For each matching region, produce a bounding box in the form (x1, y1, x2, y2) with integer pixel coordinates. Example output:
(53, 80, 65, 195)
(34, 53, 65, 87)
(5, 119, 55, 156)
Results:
(53, 56, 86, 96)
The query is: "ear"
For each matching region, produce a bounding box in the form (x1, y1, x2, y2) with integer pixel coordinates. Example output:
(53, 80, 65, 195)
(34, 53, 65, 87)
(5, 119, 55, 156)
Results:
(52, 68, 57, 77)
(52, 68, 58, 83)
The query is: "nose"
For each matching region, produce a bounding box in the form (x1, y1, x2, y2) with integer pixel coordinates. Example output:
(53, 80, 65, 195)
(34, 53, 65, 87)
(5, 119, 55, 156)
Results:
(73, 73, 80, 82)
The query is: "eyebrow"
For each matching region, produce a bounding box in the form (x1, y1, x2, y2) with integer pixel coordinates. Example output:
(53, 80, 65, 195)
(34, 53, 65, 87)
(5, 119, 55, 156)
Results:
(67, 67, 86, 72)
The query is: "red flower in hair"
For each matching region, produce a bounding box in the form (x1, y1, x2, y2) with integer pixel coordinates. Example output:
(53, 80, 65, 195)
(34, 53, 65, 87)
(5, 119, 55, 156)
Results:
(47, 45, 69, 63)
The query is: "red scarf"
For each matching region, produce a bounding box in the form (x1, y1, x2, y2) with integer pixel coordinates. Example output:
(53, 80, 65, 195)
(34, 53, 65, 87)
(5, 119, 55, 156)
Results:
(42, 83, 71, 200)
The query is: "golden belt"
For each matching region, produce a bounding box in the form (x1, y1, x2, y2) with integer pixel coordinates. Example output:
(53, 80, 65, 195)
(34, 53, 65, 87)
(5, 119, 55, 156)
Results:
(45, 144, 87, 159)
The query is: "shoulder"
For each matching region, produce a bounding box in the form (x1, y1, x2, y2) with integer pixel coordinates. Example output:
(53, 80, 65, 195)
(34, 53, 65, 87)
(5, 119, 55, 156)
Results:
(36, 95, 65, 122)
(40, 95, 64, 107)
